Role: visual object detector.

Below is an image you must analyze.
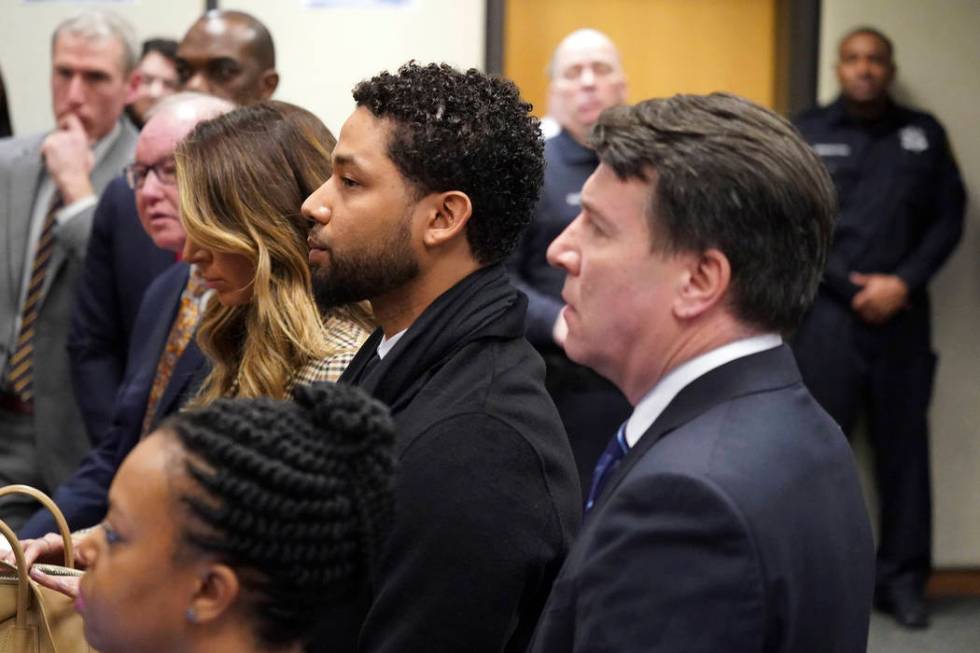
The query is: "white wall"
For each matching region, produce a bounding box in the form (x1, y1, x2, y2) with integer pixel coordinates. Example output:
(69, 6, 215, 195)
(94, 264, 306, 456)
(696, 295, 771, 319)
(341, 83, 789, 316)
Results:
(220, 0, 485, 134)
(0, 0, 203, 136)
(820, 0, 980, 566)
(0, 0, 486, 138)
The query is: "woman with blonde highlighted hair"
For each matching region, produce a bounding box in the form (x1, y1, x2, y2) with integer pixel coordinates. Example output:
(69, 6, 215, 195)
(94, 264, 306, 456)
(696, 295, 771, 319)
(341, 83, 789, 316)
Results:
(176, 101, 372, 405)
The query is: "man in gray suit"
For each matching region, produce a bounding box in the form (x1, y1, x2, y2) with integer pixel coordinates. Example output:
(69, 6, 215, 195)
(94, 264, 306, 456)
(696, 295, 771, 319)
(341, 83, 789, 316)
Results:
(0, 10, 139, 526)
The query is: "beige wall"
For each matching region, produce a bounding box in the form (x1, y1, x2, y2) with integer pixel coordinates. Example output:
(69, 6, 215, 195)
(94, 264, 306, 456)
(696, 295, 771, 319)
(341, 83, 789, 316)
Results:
(820, 0, 980, 566)
(215, 0, 485, 135)
(0, 0, 485, 138)
(0, 0, 203, 137)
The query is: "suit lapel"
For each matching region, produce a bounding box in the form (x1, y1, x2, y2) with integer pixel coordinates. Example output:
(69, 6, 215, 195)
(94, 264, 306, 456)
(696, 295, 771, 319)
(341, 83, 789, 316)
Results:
(152, 340, 207, 428)
(3, 139, 45, 308)
(592, 345, 802, 514)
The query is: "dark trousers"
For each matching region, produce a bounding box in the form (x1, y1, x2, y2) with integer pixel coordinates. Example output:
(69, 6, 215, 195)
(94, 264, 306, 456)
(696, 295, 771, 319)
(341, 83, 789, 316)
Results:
(793, 293, 934, 592)
(541, 350, 631, 502)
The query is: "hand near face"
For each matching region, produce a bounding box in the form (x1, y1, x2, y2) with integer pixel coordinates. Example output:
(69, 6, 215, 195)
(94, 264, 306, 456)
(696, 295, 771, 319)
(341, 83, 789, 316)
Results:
(29, 566, 81, 599)
(42, 113, 94, 204)
(850, 272, 909, 325)
(2, 527, 98, 571)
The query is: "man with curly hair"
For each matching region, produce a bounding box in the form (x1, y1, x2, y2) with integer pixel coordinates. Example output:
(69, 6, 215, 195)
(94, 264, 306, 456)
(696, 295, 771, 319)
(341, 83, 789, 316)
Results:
(303, 61, 581, 653)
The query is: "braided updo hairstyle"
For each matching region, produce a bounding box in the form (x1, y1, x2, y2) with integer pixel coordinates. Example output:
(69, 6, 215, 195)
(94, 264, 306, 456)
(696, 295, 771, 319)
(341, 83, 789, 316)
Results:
(158, 382, 395, 648)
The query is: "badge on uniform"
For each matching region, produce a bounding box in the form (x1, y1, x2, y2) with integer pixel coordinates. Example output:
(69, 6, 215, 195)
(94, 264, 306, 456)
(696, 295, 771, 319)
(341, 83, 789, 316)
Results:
(900, 126, 929, 152)
(813, 143, 851, 157)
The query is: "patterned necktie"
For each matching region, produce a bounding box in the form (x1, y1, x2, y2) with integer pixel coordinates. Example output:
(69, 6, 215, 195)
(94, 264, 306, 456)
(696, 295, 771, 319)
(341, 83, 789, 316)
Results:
(141, 270, 208, 436)
(585, 422, 630, 512)
(4, 198, 61, 401)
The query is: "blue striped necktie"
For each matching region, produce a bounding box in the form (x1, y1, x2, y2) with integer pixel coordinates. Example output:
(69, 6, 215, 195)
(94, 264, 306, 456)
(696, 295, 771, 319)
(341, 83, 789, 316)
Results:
(585, 422, 629, 512)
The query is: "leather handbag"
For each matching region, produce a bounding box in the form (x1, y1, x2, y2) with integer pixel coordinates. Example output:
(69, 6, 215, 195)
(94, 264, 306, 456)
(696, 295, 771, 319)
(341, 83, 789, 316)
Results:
(0, 484, 97, 652)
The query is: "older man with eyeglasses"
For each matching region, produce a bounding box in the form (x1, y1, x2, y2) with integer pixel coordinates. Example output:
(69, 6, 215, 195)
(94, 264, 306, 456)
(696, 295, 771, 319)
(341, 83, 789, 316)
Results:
(16, 92, 234, 541)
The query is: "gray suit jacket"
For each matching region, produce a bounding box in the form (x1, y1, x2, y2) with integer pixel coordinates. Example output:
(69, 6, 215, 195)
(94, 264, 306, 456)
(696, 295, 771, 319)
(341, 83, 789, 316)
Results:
(0, 121, 138, 489)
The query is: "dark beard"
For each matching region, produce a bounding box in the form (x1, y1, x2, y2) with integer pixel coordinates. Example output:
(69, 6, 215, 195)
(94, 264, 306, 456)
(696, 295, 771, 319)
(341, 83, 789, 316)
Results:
(311, 219, 419, 311)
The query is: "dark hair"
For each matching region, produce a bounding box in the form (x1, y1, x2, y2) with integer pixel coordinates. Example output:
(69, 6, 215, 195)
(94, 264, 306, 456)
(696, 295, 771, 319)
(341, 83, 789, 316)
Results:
(141, 37, 178, 63)
(353, 61, 544, 264)
(160, 383, 396, 648)
(839, 26, 894, 61)
(592, 92, 836, 333)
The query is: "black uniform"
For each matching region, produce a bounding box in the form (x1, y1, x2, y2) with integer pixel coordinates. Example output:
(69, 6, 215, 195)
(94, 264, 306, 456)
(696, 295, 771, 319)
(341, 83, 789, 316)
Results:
(792, 97, 965, 594)
(508, 130, 630, 497)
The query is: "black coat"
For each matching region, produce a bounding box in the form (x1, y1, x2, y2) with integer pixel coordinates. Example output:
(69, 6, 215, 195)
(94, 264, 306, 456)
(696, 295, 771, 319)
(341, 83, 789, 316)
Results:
(333, 264, 581, 653)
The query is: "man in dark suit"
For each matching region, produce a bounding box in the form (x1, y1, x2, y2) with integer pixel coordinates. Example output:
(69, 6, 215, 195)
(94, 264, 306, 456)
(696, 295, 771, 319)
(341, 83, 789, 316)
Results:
(69, 9, 279, 442)
(68, 175, 176, 440)
(529, 93, 875, 652)
(0, 10, 139, 527)
(17, 92, 233, 542)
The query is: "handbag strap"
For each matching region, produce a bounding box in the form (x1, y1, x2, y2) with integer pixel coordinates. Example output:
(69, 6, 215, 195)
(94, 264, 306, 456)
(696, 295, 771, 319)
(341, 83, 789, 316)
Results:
(0, 518, 31, 629)
(0, 485, 74, 568)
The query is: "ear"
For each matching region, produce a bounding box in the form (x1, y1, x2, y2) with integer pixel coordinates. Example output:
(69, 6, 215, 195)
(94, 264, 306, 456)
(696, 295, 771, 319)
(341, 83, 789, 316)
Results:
(259, 69, 279, 100)
(674, 248, 731, 320)
(125, 71, 141, 105)
(421, 191, 473, 250)
(187, 563, 240, 626)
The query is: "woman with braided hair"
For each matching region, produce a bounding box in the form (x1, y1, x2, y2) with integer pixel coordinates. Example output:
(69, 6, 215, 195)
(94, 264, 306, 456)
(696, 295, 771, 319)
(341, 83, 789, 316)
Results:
(61, 382, 394, 653)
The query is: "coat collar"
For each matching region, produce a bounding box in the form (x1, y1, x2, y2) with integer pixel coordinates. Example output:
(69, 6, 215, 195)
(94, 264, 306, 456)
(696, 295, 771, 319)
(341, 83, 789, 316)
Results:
(590, 344, 802, 515)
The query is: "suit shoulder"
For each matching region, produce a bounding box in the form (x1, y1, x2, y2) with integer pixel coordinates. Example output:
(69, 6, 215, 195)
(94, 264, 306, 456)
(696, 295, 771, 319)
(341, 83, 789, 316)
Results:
(0, 132, 45, 162)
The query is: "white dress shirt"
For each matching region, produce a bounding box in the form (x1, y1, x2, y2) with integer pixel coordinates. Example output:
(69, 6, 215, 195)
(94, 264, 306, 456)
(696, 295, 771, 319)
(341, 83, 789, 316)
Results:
(377, 329, 407, 360)
(624, 334, 783, 447)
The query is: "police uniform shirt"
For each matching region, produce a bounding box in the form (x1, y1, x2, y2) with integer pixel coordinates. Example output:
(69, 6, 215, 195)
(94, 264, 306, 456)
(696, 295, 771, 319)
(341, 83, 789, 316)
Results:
(794, 97, 965, 304)
(509, 129, 598, 347)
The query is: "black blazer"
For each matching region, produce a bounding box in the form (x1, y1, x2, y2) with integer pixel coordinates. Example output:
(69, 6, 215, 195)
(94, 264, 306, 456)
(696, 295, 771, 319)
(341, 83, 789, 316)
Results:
(21, 263, 207, 538)
(530, 345, 875, 653)
(68, 175, 175, 441)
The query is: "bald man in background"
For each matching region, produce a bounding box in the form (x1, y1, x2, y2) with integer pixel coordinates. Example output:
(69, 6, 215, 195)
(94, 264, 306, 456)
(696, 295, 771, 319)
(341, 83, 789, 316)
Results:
(175, 9, 278, 104)
(509, 29, 631, 495)
(69, 9, 278, 441)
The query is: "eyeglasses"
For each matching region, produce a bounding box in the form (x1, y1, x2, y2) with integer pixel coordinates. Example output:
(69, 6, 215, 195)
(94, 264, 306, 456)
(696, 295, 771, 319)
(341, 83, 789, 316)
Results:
(125, 159, 177, 189)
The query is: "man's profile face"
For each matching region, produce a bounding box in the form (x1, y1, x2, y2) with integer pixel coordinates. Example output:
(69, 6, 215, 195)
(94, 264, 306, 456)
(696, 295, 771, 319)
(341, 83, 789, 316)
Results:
(175, 16, 273, 104)
(547, 163, 688, 384)
(51, 32, 133, 142)
(132, 113, 188, 253)
(303, 107, 421, 310)
(836, 32, 894, 105)
(550, 34, 626, 144)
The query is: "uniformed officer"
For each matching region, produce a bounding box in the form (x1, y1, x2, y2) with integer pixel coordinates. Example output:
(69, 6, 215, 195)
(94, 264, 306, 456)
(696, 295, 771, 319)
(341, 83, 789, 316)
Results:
(792, 26, 966, 629)
(507, 29, 632, 497)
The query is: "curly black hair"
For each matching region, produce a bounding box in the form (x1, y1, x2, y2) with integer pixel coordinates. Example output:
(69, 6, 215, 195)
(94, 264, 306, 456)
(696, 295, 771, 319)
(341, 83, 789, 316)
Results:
(159, 383, 395, 648)
(353, 61, 544, 264)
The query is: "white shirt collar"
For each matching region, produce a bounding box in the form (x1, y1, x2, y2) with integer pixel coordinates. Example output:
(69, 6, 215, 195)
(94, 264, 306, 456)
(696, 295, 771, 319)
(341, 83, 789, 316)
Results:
(377, 329, 407, 359)
(624, 334, 782, 447)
